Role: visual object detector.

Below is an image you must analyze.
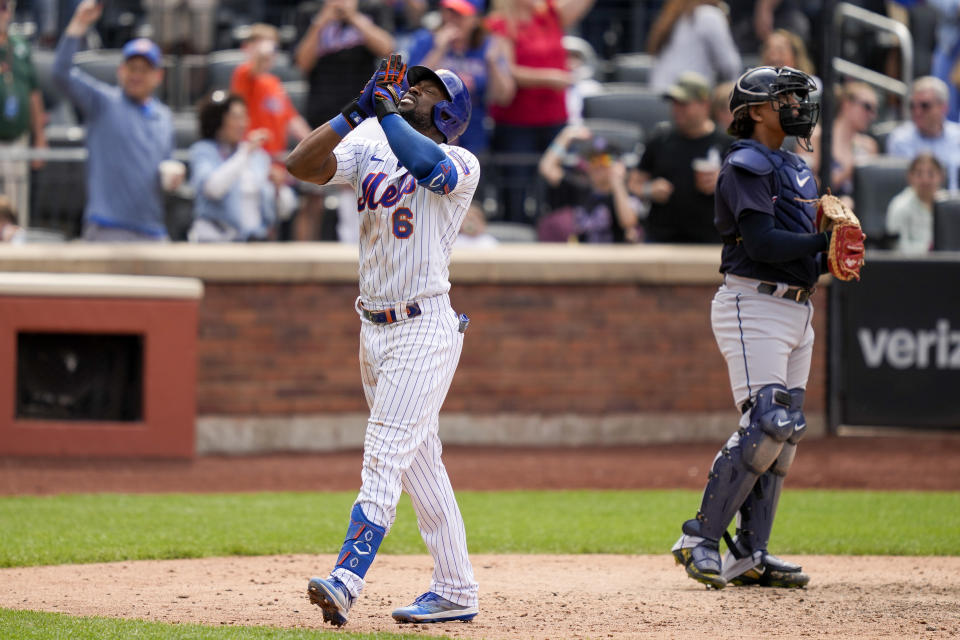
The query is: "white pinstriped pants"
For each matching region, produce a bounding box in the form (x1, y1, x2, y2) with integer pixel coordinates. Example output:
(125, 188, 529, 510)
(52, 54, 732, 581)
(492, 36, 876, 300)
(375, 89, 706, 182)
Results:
(334, 293, 478, 607)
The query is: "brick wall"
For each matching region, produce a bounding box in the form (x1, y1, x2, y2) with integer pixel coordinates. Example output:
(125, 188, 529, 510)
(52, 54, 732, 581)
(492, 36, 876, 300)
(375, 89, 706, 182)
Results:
(197, 282, 827, 417)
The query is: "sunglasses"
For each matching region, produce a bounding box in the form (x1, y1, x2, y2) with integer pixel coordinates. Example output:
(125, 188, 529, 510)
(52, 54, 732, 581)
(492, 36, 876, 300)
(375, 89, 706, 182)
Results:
(588, 154, 613, 167)
(910, 100, 936, 111)
(851, 98, 876, 114)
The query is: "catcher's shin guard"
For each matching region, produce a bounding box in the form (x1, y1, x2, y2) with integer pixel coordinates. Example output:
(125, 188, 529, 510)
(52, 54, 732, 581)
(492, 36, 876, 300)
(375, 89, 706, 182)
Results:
(721, 389, 810, 588)
(334, 504, 386, 580)
(693, 384, 795, 541)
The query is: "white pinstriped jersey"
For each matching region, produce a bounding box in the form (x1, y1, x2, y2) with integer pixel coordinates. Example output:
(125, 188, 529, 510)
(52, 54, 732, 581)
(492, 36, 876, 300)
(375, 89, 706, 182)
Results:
(330, 138, 480, 307)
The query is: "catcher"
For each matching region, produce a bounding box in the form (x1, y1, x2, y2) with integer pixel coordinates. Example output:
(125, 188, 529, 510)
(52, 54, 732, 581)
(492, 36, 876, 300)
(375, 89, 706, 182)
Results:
(671, 66, 864, 590)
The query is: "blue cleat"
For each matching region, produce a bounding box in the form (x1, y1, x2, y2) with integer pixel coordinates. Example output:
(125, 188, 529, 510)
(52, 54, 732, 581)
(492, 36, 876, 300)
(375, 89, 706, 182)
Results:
(307, 577, 353, 627)
(391, 592, 478, 623)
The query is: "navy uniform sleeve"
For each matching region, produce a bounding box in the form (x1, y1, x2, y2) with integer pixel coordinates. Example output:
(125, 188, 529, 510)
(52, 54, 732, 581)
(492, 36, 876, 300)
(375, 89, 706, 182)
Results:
(721, 167, 776, 221)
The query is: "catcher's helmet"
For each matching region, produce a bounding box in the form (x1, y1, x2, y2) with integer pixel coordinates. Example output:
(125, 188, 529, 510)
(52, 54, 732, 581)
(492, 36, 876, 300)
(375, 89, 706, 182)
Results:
(405, 66, 472, 143)
(730, 66, 820, 141)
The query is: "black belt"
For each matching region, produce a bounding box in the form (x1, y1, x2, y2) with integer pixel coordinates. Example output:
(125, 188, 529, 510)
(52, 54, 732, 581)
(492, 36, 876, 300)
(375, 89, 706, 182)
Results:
(756, 282, 813, 304)
(361, 302, 421, 324)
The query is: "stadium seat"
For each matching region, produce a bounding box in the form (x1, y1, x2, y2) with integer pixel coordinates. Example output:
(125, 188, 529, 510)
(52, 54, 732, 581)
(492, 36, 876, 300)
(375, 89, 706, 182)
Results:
(852, 156, 909, 243)
(869, 119, 902, 152)
(609, 53, 655, 85)
(582, 84, 672, 141)
(485, 221, 538, 243)
(32, 48, 77, 126)
(934, 194, 960, 251)
(172, 110, 200, 149)
(284, 80, 308, 115)
(579, 118, 644, 159)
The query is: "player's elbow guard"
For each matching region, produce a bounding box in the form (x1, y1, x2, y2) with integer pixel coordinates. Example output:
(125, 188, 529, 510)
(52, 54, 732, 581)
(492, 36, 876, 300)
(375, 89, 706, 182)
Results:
(418, 156, 459, 195)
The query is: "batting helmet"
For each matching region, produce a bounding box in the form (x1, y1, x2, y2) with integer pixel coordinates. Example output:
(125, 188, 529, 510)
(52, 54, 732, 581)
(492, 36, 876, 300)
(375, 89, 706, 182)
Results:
(730, 66, 820, 141)
(405, 66, 472, 143)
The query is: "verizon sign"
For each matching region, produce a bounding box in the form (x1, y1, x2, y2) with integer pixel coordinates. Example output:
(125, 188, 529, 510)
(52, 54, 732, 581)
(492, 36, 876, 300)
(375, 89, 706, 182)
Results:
(831, 257, 960, 429)
(858, 321, 960, 370)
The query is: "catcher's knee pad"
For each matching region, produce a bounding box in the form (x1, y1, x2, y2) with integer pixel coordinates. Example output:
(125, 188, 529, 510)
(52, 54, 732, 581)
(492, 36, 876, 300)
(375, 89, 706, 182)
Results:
(335, 504, 386, 580)
(771, 387, 808, 476)
(740, 384, 796, 474)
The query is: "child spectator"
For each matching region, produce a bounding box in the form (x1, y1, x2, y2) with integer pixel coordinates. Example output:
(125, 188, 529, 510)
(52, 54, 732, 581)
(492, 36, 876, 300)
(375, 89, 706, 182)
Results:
(538, 124, 643, 243)
(885, 152, 944, 254)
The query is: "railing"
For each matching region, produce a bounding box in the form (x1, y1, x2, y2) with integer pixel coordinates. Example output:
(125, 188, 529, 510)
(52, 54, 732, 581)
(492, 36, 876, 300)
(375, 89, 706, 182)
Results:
(833, 2, 914, 120)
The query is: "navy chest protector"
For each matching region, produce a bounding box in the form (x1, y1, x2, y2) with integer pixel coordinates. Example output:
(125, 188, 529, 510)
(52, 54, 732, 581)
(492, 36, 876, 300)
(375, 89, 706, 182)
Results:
(726, 140, 817, 235)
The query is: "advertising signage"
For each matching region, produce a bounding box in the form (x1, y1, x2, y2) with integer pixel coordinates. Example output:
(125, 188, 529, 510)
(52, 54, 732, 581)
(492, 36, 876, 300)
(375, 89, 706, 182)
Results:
(830, 256, 960, 429)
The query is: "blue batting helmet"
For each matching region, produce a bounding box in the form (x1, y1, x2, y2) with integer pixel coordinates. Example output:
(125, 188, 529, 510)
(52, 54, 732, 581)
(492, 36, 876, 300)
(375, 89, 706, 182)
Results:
(406, 66, 472, 143)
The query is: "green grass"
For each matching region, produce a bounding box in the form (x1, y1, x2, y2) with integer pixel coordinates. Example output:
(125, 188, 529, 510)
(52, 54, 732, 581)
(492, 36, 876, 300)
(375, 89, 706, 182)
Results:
(1, 490, 958, 568)
(0, 609, 442, 640)
(1, 489, 958, 639)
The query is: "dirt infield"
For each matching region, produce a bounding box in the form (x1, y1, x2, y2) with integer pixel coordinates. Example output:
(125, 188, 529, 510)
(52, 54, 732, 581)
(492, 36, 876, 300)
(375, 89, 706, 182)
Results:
(2, 434, 959, 638)
(3, 435, 960, 495)
(1, 554, 958, 639)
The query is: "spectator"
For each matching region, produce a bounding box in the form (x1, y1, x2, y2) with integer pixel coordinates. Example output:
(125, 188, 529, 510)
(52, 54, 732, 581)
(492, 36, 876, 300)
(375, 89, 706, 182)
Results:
(0, 194, 24, 243)
(887, 76, 960, 190)
(538, 124, 643, 243)
(292, 0, 395, 241)
(187, 91, 296, 242)
(0, 0, 48, 227)
(294, 0, 394, 129)
(486, 0, 596, 222)
(928, 0, 960, 121)
(801, 81, 879, 202)
(727, 0, 811, 56)
(885, 152, 944, 254)
(647, 0, 742, 92)
(455, 201, 499, 248)
(230, 23, 312, 163)
(760, 28, 820, 89)
(629, 71, 733, 243)
(563, 34, 603, 125)
(710, 80, 735, 132)
(53, 1, 182, 242)
(406, 0, 515, 153)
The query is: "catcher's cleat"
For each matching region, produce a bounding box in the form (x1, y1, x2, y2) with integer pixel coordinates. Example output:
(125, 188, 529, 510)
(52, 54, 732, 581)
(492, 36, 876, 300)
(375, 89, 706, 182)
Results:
(672, 539, 727, 590)
(727, 553, 810, 588)
(308, 577, 353, 627)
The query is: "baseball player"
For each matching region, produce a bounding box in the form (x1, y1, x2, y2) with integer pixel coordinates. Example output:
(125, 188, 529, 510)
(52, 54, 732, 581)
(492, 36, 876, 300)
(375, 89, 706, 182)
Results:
(671, 66, 865, 590)
(285, 54, 479, 625)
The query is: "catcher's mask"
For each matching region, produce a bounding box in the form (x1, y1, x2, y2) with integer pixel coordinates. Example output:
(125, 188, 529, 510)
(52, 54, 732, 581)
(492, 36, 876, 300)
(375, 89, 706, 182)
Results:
(730, 66, 820, 150)
(405, 66, 472, 143)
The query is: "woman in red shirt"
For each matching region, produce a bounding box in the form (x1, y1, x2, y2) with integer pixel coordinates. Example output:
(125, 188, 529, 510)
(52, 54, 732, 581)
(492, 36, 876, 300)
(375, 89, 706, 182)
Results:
(486, 0, 595, 222)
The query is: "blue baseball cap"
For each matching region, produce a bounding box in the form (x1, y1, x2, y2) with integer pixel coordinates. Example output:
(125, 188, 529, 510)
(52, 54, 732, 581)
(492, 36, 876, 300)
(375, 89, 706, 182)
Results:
(122, 38, 162, 67)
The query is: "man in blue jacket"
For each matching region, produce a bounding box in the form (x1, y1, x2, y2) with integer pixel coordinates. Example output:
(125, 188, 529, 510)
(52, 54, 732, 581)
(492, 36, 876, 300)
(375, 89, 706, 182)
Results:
(53, 0, 180, 241)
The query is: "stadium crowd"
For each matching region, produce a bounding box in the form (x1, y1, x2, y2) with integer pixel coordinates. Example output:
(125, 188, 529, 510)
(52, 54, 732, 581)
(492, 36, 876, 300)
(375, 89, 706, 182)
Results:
(1, 0, 959, 251)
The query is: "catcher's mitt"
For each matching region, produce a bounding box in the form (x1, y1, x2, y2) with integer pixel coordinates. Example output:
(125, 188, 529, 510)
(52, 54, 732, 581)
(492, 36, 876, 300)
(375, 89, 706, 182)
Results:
(827, 223, 866, 281)
(815, 192, 861, 232)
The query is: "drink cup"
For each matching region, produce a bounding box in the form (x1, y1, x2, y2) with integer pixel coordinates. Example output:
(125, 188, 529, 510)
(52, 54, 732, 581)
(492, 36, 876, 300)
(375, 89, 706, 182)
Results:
(159, 160, 186, 191)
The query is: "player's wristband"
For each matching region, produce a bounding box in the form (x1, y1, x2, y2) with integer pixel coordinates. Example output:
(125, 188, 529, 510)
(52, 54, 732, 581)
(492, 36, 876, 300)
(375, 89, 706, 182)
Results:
(374, 97, 399, 122)
(328, 113, 353, 137)
(338, 100, 368, 132)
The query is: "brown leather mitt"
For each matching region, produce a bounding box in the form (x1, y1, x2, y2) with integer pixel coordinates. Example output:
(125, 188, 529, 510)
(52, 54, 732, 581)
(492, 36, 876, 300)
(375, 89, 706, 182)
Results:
(816, 192, 861, 232)
(828, 223, 866, 281)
